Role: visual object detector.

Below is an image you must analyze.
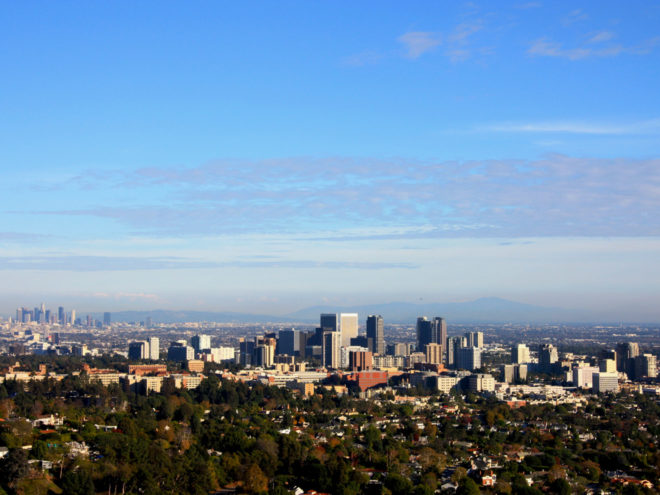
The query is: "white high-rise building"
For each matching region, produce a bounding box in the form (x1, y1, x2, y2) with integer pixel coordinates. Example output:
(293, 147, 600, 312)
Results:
(572, 366, 600, 389)
(339, 313, 358, 348)
(323, 331, 341, 369)
(593, 372, 619, 393)
(148, 337, 160, 360)
(512, 344, 530, 364)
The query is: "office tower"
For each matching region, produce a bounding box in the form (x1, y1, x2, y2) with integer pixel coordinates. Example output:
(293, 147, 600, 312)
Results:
(103, 312, 111, 326)
(149, 337, 160, 360)
(322, 331, 341, 369)
(572, 366, 600, 389)
(239, 338, 255, 366)
(538, 344, 558, 365)
(340, 313, 358, 348)
(465, 331, 483, 348)
(446, 336, 463, 368)
(191, 334, 212, 353)
(366, 315, 384, 355)
(16, 308, 23, 323)
(168, 341, 194, 362)
(593, 372, 619, 393)
(129, 341, 149, 360)
(633, 354, 657, 379)
(253, 340, 276, 367)
(320, 313, 338, 332)
(425, 343, 443, 365)
(70, 310, 76, 326)
(145, 316, 153, 328)
(58, 307, 65, 325)
(456, 347, 482, 371)
(416, 316, 446, 357)
(512, 344, 531, 364)
(278, 328, 299, 356)
(599, 359, 616, 373)
(416, 317, 432, 352)
(616, 342, 639, 375)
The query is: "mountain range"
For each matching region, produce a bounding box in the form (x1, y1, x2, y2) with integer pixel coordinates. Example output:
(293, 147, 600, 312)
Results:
(97, 297, 604, 325)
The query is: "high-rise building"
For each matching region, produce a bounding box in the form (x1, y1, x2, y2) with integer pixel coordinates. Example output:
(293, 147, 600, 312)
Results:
(465, 331, 483, 348)
(539, 344, 558, 366)
(366, 315, 384, 355)
(599, 358, 616, 373)
(129, 341, 149, 360)
(168, 341, 194, 362)
(572, 366, 600, 389)
(70, 310, 76, 326)
(633, 354, 657, 379)
(58, 307, 65, 325)
(456, 347, 481, 371)
(339, 313, 358, 348)
(148, 337, 160, 360)
(512, 344, 531, 364)
(191, 334, 212, 353)
(278, 328, 300, 356)
(593, 372, 619, 393)
(616, 342, 639, 375)
(322, 331, 341, 369)
(145, 316, 153, 328)
(416, 317, 432, 352)
(103, 312, 111, 326)
(425, 343, 443, 365)
(416, 316, 446, 359)
(446, 336, 463, 368)
(320, 313, 338, 332)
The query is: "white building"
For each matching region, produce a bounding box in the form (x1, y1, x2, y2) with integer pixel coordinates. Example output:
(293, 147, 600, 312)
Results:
(593, 372, 619, 393)
(339, 313, 358, 348)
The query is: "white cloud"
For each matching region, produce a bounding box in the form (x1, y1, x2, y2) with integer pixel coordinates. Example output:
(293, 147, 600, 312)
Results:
(397, 31, 441, 59)
(480, 119, 660, 135)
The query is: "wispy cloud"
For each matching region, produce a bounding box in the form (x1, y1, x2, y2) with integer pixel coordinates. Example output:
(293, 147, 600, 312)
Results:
(0, 255, 218, 271)
(480, 119, 660, 135)
(528, 37, 622, 60)
(0, 254, 416, 271)
(20, 154, 660, 239)
(562, 9, 589, 26)
(528, 34, 659, 60)
(397, 31, 441, 59)
(340, 50, 384, 67)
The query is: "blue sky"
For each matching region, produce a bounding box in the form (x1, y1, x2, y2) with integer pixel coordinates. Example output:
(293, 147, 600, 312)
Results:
(1, 1, 659, 320)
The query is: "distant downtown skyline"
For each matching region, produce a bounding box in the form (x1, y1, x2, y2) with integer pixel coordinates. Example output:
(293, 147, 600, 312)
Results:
(1, 2, 659, 320)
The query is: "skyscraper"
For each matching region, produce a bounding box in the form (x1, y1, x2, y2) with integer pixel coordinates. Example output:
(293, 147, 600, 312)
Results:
(322, 331, 341, 369)
(512, 344, 530, 364)
(465, 331, 483, 348)
(278, 328, 300, 356)
(339, 313, 358, 348)
(320, 313, 338, 332)
(191, 334, 212, 352)
(416, 316, 446, 358)
(149, 337, 160, 360)
(129, 341, 149, 360)
(416, 317, 433, 352)
(103, 312, 111, 326)
(366, 314, 384, 355)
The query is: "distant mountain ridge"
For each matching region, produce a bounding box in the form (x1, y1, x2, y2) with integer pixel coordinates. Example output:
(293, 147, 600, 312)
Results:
(96, 297, 600, 324)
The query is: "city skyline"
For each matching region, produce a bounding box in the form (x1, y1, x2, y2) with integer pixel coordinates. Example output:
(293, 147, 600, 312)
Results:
(1, 2, 660, 320)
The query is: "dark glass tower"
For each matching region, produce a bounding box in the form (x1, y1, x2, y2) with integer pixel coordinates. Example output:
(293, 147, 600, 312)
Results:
(366, 314, 384, 355)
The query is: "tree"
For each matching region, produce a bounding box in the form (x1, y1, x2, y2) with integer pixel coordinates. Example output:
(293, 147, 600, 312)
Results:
(244, 464, 268, 494)
(0, 448, 29, 487)
(456, 477, 480, 495)
(61, 468, 95, 495)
